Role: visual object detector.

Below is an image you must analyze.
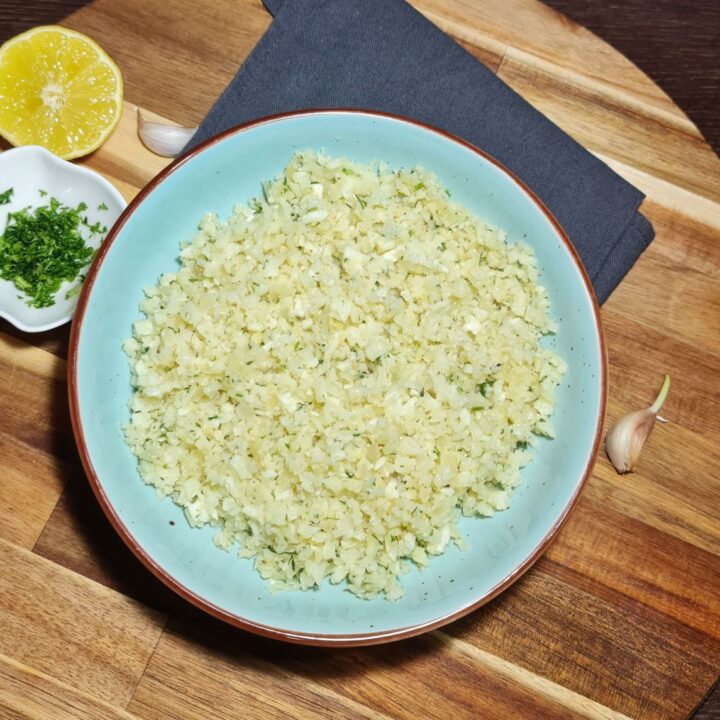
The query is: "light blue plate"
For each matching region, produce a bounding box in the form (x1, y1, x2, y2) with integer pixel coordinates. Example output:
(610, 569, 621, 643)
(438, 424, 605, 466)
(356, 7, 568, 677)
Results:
(69, 110, 606, 645)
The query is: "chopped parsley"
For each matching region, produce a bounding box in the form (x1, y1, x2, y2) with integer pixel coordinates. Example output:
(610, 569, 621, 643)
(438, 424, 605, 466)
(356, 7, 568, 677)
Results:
(0, 196, 101, 308)
(0, 188, 13, 205)
(477, 379, 496, 397)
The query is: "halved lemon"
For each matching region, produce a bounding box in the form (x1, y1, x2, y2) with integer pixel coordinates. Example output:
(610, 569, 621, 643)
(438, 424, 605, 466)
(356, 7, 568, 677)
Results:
(0, 26, 123, 159)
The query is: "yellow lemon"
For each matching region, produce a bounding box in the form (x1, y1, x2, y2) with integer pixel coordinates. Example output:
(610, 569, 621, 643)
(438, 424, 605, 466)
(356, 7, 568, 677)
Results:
(0, 26, 123, 159)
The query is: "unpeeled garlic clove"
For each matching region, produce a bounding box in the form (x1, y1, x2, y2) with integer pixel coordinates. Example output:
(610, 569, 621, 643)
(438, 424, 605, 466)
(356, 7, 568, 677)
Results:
(605, 374, 670, 473)
(136, 109, 197, 157)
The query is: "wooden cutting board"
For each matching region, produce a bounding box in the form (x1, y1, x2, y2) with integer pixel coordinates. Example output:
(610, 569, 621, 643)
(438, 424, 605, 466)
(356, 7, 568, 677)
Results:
(1, 1, 719, 718)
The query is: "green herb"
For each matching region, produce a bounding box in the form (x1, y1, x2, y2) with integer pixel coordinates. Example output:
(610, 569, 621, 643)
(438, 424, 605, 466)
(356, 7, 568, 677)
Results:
(477, 379, 496, 397)
(38, 189, 48, 197)
(97, 202, 108, 211)
(64, 273, 86, 300)
(0, 188, 13, 205)
(515, 440, 529, 450)
(0, 196, 98, 308)
(355, 194, 367, 209)
(414, 182, 426, 191)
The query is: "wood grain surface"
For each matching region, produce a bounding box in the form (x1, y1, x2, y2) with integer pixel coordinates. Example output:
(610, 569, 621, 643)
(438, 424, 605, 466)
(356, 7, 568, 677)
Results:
(543, 0, 720, 156)
(1, 1, 719, 719)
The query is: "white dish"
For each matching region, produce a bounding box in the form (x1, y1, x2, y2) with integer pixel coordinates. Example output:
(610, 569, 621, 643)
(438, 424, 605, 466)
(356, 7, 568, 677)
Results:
(0, 145, 126, 333)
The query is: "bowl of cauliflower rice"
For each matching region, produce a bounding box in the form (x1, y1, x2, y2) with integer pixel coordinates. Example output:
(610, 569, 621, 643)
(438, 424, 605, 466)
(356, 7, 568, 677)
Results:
(69, 110, 606, 645)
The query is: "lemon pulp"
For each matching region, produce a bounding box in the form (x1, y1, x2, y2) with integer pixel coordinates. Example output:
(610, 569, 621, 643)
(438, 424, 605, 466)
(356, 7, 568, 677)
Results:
(0, 26, 123, 159)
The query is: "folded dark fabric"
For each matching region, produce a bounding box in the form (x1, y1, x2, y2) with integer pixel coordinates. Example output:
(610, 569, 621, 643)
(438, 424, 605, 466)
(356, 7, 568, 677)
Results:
(187, 0, 654, 303)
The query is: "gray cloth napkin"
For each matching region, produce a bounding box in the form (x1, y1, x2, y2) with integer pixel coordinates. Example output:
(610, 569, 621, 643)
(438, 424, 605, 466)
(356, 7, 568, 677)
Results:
(186, 0, 654, 303)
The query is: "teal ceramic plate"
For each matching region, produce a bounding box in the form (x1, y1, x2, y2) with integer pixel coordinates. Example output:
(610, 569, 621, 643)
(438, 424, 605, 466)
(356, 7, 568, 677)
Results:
(69, 110, 607, 646)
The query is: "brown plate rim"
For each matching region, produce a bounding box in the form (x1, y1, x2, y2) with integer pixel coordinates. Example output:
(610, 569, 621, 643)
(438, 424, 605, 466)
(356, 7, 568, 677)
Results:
(68, 108, 608, 647)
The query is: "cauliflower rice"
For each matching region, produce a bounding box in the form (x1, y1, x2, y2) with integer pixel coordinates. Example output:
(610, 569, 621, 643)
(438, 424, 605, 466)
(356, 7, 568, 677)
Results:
(123, 152, 566, 600)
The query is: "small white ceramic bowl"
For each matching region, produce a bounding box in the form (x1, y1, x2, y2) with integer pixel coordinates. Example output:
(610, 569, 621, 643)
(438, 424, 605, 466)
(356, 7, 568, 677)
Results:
(0, 146, 126, 332)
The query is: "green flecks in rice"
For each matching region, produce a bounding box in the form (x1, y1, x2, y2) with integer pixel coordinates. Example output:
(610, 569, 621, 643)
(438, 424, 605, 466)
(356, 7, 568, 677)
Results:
(123, 152, 566, 600)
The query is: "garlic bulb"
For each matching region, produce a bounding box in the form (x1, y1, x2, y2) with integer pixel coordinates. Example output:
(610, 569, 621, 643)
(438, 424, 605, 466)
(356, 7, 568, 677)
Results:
(137, 109, 197, 157)
(605, 374, 670, 474)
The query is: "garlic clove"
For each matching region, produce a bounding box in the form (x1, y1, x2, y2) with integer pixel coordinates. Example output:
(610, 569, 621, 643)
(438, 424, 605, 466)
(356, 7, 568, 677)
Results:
(605, 408, 657, 473)
(136, 109, 197, 157)
(605, 374, 670, 474)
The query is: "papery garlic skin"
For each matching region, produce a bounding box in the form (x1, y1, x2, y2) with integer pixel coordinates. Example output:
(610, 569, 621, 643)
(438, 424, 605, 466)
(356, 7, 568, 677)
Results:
(605, 408, 657, 473)
(605, 374, 670, 474)
(137, 109, 197, 157)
